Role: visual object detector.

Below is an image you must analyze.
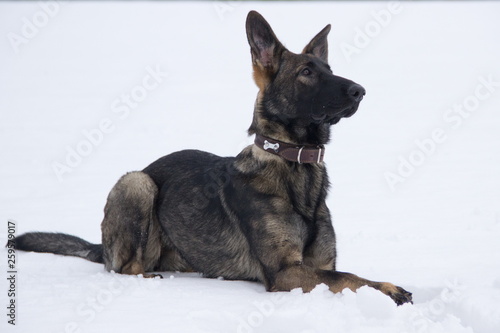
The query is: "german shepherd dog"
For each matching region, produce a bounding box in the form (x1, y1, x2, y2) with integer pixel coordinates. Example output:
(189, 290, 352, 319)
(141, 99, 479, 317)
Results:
(14, 11, 412, 305)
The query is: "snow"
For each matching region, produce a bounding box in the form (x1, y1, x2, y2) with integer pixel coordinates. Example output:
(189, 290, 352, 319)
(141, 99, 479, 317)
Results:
(1, 1, 500, 332)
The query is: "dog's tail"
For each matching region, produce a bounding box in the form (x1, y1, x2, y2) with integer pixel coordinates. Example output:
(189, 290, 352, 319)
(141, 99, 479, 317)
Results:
(12, 232, 103, 264)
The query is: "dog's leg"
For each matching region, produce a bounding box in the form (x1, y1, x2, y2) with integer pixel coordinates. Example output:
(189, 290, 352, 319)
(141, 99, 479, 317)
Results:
(252, 200, 412, 305)
(101, 171, 163, 278)
(303, 202, 337, 271)
(271, 266, 412, 305)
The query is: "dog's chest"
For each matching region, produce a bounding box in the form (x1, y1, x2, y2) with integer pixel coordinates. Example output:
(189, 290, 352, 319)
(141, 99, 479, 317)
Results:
(285, 164, 326, 221)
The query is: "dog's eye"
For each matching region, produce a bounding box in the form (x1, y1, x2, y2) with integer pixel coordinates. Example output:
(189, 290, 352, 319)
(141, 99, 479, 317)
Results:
(301, 68, 311, 76)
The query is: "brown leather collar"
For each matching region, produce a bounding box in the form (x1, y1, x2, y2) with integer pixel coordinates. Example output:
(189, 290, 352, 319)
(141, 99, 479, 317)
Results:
(254, 134, 325, 164)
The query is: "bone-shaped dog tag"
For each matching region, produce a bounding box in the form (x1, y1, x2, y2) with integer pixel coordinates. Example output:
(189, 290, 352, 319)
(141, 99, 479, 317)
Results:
(263, 140, 280, 153)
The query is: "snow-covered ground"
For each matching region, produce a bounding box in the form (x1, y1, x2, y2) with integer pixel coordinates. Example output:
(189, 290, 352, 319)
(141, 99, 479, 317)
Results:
(1, 1, 500, 332)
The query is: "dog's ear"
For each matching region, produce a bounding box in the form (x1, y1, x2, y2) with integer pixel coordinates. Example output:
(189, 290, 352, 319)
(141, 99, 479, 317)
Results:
(302, 24, 331, 63)
(246, 11, 286, 86)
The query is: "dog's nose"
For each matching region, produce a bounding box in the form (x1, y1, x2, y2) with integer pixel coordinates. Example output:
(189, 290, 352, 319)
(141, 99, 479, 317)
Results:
(347, 84, 366, 103)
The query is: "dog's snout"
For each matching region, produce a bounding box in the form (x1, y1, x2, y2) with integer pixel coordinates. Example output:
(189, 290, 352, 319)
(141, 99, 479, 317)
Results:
(347, 84, 366, 103)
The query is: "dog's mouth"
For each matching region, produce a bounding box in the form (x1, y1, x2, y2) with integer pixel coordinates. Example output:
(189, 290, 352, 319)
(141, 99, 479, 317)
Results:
(312, 104, 359, 124)
(311, 113, 328, 122)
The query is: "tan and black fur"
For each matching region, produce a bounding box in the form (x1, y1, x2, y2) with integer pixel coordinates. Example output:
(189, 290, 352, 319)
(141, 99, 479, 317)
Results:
(13, 11, 412, 305)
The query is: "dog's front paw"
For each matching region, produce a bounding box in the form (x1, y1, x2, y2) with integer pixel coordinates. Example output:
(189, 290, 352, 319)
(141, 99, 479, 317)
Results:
(378, 282, 413, 305)
(389, 286, 413, 305)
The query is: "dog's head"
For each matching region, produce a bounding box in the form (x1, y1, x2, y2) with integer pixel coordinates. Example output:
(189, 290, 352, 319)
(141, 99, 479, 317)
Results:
(246, 11, 365, 144)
